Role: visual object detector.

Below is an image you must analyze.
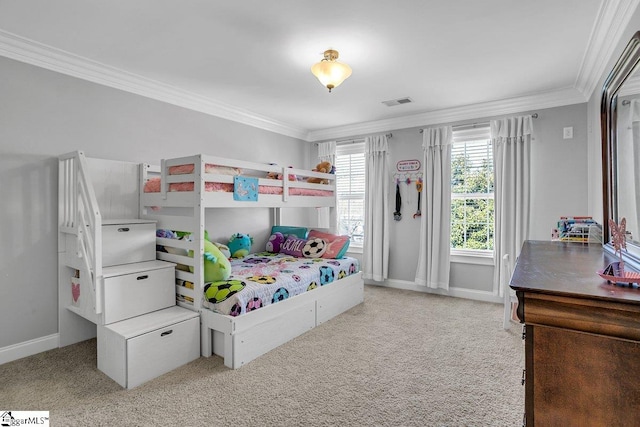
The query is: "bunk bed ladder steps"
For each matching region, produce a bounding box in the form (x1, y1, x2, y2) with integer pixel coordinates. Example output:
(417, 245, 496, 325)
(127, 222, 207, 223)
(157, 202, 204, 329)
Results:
(58, 151, 200, 389)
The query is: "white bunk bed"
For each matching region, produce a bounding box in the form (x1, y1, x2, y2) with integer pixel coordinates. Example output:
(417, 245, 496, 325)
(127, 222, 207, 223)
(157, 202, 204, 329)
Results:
(139, 154, 364, 369)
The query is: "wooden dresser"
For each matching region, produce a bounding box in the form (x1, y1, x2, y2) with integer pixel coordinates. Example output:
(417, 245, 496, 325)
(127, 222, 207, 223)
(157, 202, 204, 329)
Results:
(511, 241, 640, 427)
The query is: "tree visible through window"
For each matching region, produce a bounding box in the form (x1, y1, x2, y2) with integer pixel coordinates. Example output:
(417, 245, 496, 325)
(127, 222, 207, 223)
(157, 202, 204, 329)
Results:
(335, 142, 365, 247)
(451, 128, 494, 251)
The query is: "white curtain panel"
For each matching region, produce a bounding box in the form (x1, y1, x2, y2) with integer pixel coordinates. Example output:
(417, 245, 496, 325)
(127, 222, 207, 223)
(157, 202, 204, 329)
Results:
(317, 141, 336, 229)
(318, 140, 336, 163)
(415, 126, 452, 289)
(492, 115, 533, 295)
(363, 135, 390, 281)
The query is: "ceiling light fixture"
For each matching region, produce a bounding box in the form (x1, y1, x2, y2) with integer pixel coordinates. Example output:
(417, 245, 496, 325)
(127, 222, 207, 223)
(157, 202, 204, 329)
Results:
(311, 49, 352, 93)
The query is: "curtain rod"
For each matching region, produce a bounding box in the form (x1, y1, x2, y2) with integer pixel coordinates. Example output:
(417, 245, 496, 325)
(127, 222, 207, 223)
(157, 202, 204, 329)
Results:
(316, 133, 393, 145)
(337, 133, 392, 144)
(418, 113, 538, 133)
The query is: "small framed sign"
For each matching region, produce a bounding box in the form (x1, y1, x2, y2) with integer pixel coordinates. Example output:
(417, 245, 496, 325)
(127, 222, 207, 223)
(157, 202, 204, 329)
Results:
(234, 176, 258, 201)
(397, 159, 421, 172)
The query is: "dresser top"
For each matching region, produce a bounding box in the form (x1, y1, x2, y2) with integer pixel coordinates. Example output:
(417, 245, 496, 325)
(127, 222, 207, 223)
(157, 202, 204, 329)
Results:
(510, 240, 640, 304)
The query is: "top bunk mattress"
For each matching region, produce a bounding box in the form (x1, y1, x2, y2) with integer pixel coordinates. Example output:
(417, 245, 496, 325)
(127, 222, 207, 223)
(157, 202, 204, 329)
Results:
(182, 252, 360, 317)
(144, 177, 333, 197)
(143, 162, 334, 197)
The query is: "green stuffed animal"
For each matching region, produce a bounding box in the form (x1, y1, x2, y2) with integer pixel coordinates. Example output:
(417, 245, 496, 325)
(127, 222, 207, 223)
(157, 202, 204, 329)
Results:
(189, 236, 232, 283)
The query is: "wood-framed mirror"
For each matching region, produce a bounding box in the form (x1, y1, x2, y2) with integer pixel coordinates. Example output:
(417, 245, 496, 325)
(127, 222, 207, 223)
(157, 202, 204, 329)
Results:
(602, 31, 640, 267)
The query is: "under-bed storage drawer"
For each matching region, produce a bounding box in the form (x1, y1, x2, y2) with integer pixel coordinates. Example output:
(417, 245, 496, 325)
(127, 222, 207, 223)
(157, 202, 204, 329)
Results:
(102, 219, 156, 267)
(98, 306, 200, 389)
(102, 260, 175, 324)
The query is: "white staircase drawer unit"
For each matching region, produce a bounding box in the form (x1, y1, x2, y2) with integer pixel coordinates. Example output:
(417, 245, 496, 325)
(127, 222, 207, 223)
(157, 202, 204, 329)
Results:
(102, 219, 156, 267)
(98, 306, 200, 389)
(102, 260, 175, 324)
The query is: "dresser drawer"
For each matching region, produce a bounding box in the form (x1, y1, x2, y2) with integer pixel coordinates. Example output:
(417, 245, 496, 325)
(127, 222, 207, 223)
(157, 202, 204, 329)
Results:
(98, 306, 200, 389)
(102, 220, 156, 267)
(103, 261, 175, 324)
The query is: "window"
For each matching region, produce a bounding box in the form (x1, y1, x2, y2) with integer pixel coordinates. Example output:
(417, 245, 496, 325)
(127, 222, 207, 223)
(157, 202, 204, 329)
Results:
(450, 126, 494, 252)
(335, 142, 365, 247)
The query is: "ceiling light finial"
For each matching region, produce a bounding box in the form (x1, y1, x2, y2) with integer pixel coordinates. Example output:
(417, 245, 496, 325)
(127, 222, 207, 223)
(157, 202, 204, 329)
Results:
(311, 49, 352, 92)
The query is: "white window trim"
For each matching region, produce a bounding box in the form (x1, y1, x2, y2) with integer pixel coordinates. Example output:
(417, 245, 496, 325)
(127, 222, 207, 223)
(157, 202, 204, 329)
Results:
(450, 124, 494, 261)
(346, 246, 364, 255)
(450, 249, 494, 265)
(336, 141, 365, 248)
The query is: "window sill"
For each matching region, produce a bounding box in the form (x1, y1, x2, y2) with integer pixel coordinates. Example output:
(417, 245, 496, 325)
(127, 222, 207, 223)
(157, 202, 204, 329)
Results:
(346, 246, 363, 255)
(450, 250, 494, 266)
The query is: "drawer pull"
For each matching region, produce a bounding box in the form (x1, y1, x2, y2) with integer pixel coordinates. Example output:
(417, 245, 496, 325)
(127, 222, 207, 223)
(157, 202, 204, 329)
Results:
(117, 227, 130, 232)
(160, 330, 173, 337)
(136, 275, 149, 280)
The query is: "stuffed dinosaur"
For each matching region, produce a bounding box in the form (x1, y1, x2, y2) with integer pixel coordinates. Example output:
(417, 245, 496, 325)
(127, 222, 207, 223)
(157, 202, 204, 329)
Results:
(188, 234, 231, 282)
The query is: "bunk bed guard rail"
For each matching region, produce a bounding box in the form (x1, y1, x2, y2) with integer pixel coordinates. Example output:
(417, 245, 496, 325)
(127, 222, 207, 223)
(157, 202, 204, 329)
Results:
(59, 151, 103, 314)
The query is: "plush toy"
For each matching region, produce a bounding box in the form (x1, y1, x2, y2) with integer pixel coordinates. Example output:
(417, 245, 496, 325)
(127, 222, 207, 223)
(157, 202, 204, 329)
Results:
(279, 166, 297, 181)
(307, 161, 333, 184)
(205, 231, 231, 259)
(266, 163, 279, 180)
(212, 241, 231, 259)
(156, 229, 190, 271)
(228, 233, 254, 258)
(156, 229, 178, 239)
(266, 232, 285, 253)
(203, 241, 232, 282)
(266, 164, 297, 181)
(189, 238, 232, 283)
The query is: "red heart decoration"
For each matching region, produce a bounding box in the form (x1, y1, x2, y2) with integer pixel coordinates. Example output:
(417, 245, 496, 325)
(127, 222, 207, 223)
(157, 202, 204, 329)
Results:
(72, 282, 80, 302)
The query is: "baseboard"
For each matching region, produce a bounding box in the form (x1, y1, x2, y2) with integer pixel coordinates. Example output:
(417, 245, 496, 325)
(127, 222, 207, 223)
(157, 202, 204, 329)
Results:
(366, 279, 502, 304)
(0, 333, 60, 365)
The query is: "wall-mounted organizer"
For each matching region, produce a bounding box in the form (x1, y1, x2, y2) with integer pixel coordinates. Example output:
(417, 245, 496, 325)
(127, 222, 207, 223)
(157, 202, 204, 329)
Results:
(392, 172, 424, 220)
(393, 172, 423, 185)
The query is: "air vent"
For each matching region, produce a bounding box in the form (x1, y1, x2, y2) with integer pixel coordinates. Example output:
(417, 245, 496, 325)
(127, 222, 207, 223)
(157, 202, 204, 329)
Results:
(382, 97, 413, 107)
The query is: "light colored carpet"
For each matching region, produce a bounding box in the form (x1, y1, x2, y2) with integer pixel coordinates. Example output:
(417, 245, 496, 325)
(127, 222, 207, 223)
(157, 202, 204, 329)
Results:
(0, 285, 525, 426)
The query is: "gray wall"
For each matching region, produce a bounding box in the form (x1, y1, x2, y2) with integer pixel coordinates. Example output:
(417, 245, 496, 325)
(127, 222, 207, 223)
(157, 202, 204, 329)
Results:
(316, 103, 589, 296)
(0, 56, 310, 350)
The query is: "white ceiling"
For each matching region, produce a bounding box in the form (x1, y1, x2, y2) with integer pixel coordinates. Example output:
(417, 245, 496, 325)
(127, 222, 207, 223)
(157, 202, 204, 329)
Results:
(0, 0, 633, 141)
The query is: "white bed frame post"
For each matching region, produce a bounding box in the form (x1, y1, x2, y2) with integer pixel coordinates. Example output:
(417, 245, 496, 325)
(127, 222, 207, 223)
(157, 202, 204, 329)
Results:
(193, 155, 210, 356)
(271, 207, 282, 228)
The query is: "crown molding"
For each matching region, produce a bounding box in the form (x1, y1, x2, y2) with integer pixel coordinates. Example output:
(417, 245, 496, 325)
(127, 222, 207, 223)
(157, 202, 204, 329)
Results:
(306, 87, 587, 142)
(575, 0, 640, 99)
(0, 13, 622, 144)
(0, 30, 309, 140)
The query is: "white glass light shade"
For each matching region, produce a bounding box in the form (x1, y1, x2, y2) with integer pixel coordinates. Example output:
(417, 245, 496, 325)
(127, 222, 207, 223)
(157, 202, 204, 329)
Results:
(311, 50, 352, 92)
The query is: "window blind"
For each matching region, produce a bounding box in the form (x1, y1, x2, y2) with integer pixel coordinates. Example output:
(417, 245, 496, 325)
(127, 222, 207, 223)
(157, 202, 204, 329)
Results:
(335, 142, 365, 245)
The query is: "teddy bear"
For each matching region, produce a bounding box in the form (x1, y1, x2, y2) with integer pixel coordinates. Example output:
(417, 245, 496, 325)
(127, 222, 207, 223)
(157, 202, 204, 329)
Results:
(266, 164, 297, 181)
(307, 161, 333, 184)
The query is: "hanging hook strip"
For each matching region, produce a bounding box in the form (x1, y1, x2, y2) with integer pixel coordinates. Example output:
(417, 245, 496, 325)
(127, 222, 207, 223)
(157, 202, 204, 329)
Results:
(393, 172, 423, 184)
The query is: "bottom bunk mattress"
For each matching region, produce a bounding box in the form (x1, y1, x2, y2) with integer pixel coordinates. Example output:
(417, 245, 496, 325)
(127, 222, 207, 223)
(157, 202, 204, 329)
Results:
(193, 252, 359, 317)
